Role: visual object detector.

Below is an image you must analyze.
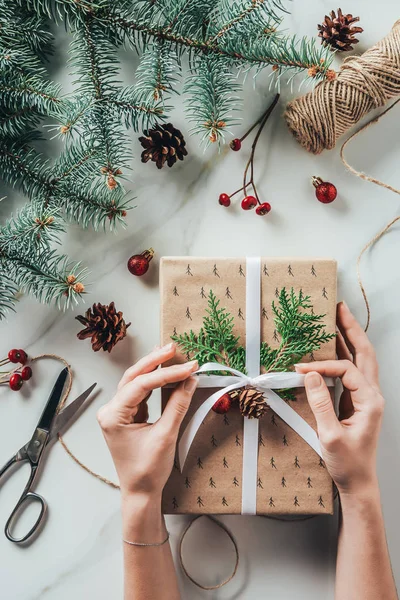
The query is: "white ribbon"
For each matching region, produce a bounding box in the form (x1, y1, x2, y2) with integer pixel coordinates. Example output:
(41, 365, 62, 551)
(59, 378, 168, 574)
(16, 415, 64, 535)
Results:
(177, 257, 333, 515)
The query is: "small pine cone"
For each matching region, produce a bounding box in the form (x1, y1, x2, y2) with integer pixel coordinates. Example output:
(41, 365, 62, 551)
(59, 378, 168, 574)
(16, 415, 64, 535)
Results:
(76, 301, 131, 353)
(139, 123, 188, 169)
(317, 9, 363, 52)
(239, 387, 268, 419)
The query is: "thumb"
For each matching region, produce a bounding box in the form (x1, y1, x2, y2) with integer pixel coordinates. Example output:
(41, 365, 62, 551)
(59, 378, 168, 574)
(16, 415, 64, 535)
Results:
(160, 376, 198, 434)
(304, 372, 341, 438)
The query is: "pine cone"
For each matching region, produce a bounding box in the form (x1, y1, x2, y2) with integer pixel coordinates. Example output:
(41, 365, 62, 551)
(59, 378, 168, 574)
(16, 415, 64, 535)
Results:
(76, 302, 131, 352)
(239, 387, 268, 419)
(318, 9, 363, 51)
(139, 123, 188, 169)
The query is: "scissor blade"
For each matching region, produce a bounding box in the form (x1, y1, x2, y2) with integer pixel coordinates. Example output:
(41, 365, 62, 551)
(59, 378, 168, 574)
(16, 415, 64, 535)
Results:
(49, 383, 97, 441)
(36, 368, 69, 433)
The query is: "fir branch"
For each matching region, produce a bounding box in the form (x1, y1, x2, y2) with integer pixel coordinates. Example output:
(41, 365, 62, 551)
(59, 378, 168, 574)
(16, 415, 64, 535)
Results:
(266, 288, 335, 372)
(172, 290, 246, 372)
(1, 249, 87, 311)
(172, 288, 334, 376)
(184, 55, 241, 144)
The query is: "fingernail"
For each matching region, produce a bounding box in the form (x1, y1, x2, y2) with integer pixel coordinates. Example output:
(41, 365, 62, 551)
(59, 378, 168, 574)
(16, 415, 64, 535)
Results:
(305, 372, 322, 390)
(184, 376, 198, 393)
(161, 342, 174, 351)
(187, 360, 199, 371)
(153, 344, 161, 350)
(294, 364, 303, 371)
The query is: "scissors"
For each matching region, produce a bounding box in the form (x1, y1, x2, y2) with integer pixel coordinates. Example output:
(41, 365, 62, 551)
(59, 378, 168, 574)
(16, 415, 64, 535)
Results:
(0, 367, 96, 543)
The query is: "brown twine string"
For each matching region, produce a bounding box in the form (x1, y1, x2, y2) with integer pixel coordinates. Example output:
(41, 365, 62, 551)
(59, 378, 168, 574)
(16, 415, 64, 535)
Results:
(284, 20, 400, 155)
(339, 98, 400, 332)
(178, 515, 239, 590)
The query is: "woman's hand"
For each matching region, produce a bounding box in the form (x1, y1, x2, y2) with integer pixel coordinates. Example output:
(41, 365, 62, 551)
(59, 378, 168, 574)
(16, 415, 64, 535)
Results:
(295, 301, 384, 497)
(97, 343, 198, 500)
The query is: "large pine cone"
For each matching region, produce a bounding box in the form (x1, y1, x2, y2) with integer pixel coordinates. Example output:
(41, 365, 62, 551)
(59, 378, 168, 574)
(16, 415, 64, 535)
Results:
(139, 123, 188, 169)
(76, 302, 131, 352)
(318, 9, 363, 51)
(239, 387, 268, 419)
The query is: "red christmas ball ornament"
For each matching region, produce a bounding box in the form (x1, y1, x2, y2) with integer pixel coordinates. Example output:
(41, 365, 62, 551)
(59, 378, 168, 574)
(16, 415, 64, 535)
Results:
(21, 366, 33, 381)
(230, 138, 242, 151)
(256, 202, 271, 216)
(8, 349, 22, 364)
(241, 195, 257, 210)
(212, 393, 232, 414)
(127, 248, 154, 276)
(219, 193, 231, 207)
(312, 176, 337, 204)
(9, 373, 23, 391)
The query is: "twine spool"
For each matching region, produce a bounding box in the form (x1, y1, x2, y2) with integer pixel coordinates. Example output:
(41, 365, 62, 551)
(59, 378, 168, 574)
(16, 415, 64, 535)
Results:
(284, 20, 400, 154)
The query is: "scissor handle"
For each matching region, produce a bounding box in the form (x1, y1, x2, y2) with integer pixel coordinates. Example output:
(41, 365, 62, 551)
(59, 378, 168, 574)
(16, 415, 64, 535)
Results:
(4, 463, 47, 543)
(5, 490, 47, 543)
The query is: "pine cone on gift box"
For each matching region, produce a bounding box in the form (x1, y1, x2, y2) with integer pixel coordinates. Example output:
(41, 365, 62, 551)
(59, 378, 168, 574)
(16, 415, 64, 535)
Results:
(139, 123, 188, 169)
(318, 9, 363, 52)
(76, 302, 131, 352)
(239, 387, 268, 419)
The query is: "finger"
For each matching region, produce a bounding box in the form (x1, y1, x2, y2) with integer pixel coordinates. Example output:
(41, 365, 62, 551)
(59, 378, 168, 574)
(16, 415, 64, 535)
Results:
(336, 328, 353, 362)
(295, 360, 375, 410)
(158, 376, 198, 434)
(115, 360, 198, 411)
(337, 302, 379, 388)
(117, 343, 177, 390)
(304, 372, 341, 440)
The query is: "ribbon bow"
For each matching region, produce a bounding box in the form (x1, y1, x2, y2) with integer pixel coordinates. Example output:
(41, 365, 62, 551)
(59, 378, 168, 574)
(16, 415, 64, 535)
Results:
(178, 362, 334, 471)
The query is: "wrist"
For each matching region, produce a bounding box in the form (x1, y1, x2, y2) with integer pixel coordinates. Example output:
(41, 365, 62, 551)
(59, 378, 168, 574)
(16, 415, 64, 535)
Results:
(121, 493, 166, 543)
(338, 478, 381, 513)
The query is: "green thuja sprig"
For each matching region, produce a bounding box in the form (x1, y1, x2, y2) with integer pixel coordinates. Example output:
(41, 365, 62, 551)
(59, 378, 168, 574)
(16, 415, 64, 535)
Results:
(172, 288, 335, 379)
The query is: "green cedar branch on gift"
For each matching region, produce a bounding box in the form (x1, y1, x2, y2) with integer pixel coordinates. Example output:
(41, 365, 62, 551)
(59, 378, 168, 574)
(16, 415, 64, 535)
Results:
(0, 0, 333, 318)
(172, 288, 335, 382)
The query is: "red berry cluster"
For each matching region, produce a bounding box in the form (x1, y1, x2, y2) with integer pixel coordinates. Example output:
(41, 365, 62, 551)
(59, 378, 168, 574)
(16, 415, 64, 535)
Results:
(218, 94, 280, 217)
(0, 349, 32, 391)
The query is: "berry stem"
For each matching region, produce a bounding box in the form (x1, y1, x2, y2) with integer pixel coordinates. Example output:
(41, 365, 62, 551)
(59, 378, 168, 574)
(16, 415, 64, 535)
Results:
(239, 93, 280, 144)
(242, 93, 280, 203)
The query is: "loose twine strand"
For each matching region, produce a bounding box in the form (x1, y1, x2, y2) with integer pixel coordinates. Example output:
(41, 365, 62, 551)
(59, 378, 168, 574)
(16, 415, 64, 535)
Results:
(339, 98, 400, 332)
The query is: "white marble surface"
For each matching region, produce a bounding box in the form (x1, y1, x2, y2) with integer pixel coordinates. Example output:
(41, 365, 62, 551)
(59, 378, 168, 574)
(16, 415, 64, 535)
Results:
(1, 1, 400, 598)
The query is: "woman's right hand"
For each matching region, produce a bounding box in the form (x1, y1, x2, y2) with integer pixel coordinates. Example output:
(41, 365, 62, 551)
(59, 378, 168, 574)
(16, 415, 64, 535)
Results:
(295, 301, 384, 497)
(97, 343, 198, 502)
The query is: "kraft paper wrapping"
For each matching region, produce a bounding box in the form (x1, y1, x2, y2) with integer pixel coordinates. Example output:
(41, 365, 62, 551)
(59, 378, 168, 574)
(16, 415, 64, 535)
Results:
(160, 257, 337, 515)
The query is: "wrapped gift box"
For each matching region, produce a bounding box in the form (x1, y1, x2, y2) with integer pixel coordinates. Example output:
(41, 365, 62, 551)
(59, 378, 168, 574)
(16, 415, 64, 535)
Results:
(160, 257, 337, 515)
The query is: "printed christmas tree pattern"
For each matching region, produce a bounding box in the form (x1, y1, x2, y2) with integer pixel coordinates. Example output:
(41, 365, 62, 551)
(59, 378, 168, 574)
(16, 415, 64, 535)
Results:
(161, 258, 336, 515)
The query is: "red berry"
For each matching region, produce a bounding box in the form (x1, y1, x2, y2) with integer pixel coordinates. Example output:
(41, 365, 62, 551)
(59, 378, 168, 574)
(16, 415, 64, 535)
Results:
(9, 373, 23, 391)
(127, 248, 154, 276)
(218, 193, 231, 207)
(230, 138, 242, 151)
(8, 349, 21, 364)
(212, 393, 232, 414)
(18, 350, 28, 365)
(21, 366, 32, 381)
(241, 195, 257, 210)
(256, 202, 271, 216)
